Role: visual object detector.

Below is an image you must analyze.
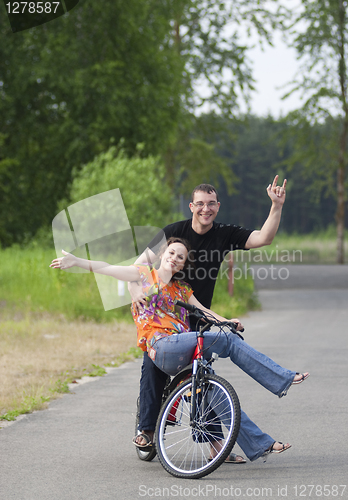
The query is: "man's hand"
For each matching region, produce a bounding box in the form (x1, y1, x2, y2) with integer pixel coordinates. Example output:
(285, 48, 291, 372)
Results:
(128, 281, 147, 314)
(266, 175, 287, 207)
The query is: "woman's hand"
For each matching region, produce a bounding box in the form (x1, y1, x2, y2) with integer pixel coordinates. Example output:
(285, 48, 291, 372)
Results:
(230, 318, 244, 331)
(50, 250, 77, 270)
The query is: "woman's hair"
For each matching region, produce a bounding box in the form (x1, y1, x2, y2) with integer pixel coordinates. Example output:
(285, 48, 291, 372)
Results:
(158, 236, 194, 281)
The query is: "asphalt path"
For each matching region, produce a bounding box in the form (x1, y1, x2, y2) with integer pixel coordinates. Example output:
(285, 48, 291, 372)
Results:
(1, 266, 348, 500)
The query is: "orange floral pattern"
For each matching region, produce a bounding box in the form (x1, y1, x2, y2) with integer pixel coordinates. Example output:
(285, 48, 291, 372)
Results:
(131, 264, 193, 352)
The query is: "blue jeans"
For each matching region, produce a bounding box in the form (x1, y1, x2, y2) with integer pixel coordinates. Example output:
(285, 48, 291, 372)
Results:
(138, 331, 295, 461)
(151, 331, 295, 397)
(238, 410, 274, 461)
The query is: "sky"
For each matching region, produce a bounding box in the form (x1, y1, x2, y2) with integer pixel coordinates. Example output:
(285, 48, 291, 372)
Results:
(247, 33, 302, 117)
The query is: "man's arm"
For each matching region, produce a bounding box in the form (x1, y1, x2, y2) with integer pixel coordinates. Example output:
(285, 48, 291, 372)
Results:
(245, 175, 286, 249)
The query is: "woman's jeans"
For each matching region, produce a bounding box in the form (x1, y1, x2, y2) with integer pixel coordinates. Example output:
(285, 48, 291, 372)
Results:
(139, 349, 280, 461)
(151, 331, 296, 397)
(139, 331, 295, 461)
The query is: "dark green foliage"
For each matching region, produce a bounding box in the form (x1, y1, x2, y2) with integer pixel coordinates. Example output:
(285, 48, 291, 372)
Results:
(193, 114, 339, 234)
(0, 0, 289, 247)
(0, 0, 183, 245)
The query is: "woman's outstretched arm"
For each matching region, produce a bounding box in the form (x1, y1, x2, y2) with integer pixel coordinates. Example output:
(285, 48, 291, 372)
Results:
(50, 250, 141, 282)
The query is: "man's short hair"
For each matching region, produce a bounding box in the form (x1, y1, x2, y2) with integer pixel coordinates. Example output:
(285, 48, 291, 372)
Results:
(191, 184, 219, 203)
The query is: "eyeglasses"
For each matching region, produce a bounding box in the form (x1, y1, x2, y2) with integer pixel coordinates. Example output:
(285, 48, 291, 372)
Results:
(191, 202, 219, 209)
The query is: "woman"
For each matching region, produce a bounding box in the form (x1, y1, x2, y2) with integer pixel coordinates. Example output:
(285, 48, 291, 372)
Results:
(50, 237, 309, 460)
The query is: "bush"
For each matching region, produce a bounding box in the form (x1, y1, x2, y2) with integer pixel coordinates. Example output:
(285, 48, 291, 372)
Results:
(66, 144, 178, 228)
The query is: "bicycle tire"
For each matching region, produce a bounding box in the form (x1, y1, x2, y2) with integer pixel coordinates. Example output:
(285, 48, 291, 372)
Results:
(134, 397, 157, 462)
(155, 373, 240, 479)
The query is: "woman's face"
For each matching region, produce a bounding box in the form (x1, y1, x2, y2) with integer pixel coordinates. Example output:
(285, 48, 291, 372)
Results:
(160, 242, 188, 275)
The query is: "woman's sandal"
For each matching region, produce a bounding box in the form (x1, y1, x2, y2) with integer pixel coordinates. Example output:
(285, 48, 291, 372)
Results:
(132, 432, 153, 449)
(292, 372, 310, 385)
(262, 441, 291, 462)
(208, 452, 246, 464)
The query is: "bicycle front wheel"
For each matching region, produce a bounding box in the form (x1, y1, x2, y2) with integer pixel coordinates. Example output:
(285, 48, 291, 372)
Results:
(155, 374, 240, 479)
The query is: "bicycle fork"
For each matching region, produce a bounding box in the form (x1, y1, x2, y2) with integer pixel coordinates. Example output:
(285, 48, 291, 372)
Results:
(190, 330, 205, 427)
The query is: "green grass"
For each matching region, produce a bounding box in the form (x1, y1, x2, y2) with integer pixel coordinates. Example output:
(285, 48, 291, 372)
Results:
(0, 245, 132, 323)
(233, 227, 348, 265)
(0, 245, 258, 322)
(211, 265, 260, 318)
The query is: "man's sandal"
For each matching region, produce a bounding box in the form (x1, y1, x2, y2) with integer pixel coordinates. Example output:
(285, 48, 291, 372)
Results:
(132, 432, 153, 449)
(292, 372, 310, 385)
(224, 452, 247, 464)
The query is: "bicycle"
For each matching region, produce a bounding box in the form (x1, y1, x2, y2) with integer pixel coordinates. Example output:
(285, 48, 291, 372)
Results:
(135, 300, 242, 479)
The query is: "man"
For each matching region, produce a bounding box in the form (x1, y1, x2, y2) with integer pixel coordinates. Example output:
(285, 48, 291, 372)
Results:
(130, 175, 290, 462)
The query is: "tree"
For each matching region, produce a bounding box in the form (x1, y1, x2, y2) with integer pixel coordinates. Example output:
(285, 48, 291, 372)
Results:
(0, 0, 183, 245)
(283, 0, 348, 263)
(164, 0, 289, 195)
(0, 0, 288, 246)
(65, 144, 177, 229)
(171, 0, 287, 113)
(192, 113, 337, 234)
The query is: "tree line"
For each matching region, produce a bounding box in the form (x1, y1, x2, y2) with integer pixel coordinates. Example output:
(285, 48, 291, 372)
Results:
(0, 0, 347, 261)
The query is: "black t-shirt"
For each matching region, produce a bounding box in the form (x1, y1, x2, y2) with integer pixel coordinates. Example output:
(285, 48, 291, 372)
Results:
(148, 219, 253, 308)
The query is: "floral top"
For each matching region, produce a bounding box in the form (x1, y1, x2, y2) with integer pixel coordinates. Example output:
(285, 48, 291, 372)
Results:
(131, 264, 193, 355)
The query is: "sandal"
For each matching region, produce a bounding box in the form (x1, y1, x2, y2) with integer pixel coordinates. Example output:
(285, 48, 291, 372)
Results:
(208, 452, 246, 464)
(268, 442, 291, 454)
(292, 372, 310, 385)
(262, 441, 291, 461)
(132, 432, 153, 449)
(224, 452, 247, 464)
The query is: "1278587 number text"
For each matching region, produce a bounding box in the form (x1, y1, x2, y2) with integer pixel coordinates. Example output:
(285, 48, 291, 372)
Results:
(5, 2, 61, 14)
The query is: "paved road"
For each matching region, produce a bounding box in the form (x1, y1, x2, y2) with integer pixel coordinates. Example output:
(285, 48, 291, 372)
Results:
(251, 264, 348, 290)
(1, 267, 348, 500)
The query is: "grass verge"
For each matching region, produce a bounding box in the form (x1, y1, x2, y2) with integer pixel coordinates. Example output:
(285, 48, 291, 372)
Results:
(241, 227, 348, 265)
(0, 312, 141, 422)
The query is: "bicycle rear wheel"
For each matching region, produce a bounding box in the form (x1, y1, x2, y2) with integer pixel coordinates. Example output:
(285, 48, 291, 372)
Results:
(134, 397, 157, 462)
(155, 374, 240, 479)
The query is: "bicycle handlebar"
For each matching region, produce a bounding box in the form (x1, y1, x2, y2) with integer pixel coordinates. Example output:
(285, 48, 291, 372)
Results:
(174, 299, 245, 334)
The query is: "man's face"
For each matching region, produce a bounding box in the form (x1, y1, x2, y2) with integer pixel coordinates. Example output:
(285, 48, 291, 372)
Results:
(189, 190, 220, 227)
